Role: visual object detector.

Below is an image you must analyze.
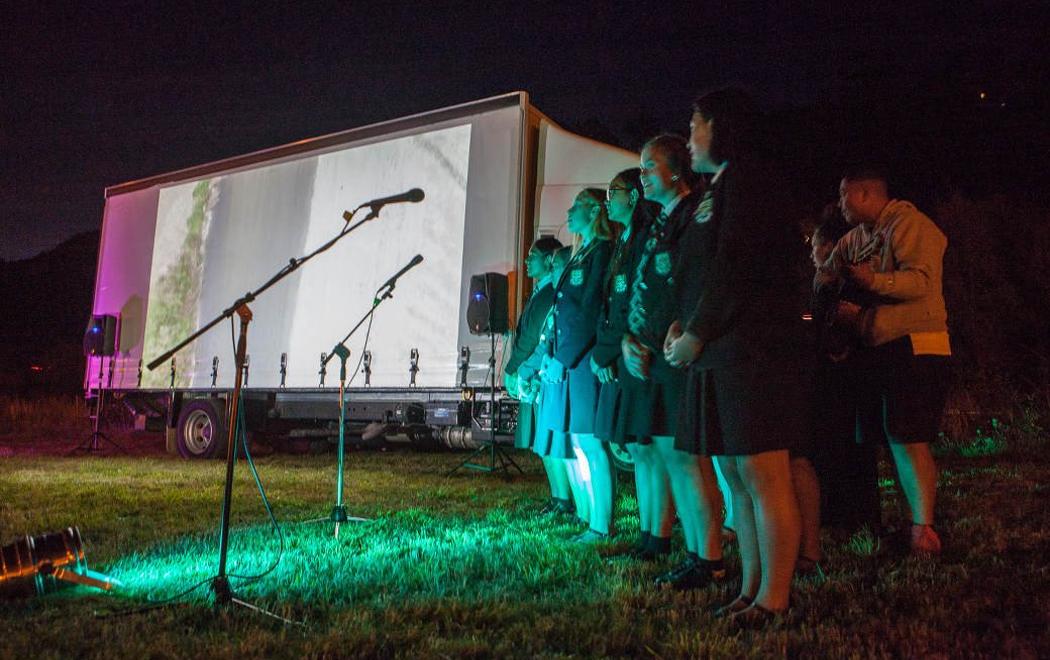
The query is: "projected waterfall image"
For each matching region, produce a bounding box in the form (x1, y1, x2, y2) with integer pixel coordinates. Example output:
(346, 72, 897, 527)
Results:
(141, 124, 472, 388)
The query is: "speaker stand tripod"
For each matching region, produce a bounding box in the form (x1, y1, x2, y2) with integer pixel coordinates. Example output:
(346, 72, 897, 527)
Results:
(448, 331, 522, 478)
(70, 355, 126, 455)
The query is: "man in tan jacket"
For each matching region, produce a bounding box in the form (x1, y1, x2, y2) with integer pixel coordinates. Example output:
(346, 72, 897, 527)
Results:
(827, 165, 950, 557)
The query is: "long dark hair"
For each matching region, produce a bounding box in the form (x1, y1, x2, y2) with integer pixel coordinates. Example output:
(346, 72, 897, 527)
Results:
(604, 167, 657, 296)
(691, 87, 762, 165)
(615, 167, 658, 239)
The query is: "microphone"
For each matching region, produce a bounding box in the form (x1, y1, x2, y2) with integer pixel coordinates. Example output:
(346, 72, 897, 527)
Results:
(344, 188, 425, 220)
(378, 254, 424, 292)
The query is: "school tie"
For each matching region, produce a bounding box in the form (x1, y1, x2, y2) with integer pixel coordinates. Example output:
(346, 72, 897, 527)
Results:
(627, 210, 668, 336)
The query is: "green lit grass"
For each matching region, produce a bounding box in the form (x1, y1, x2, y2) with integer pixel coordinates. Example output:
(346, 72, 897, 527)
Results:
(1, 444, 1049, 658)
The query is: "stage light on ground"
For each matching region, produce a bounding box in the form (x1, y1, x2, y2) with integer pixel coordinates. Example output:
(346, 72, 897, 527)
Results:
(0, 527, 120, 598)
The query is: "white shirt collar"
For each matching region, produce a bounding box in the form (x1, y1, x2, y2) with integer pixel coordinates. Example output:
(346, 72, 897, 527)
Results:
(710, 162, 728, 185)
(662, 192, 687, 216)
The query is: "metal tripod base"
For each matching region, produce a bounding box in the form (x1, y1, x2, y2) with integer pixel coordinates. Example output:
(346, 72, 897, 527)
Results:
(450, 441, 523, 478)
(68, 431, 126, 456)
(302, 505, 370, 538)
(328, 505, 369, 524)
(210, 576, 301, 624)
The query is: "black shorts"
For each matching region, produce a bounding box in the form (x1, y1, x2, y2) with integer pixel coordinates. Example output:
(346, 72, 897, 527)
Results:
(849, 336, 950, 445)
(678, 358, 811, 456)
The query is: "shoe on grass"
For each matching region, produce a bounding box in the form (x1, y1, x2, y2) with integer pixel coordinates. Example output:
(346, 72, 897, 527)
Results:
(712, 595, 753, 618)
(572, 529, 610, 544)
(794, 556, 826, 579)
(537, 499, 561, 515)
(654, 556, 725, 591)
(727, 602, 787, 629)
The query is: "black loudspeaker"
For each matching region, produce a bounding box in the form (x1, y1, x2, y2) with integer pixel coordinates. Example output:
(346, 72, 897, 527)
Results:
(467, 273, 509, 335)
(83, 314, 118, 357)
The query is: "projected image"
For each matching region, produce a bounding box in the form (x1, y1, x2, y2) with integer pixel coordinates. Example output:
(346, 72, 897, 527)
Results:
(141, 124, 472, 388)
(141, 179, 217, 387)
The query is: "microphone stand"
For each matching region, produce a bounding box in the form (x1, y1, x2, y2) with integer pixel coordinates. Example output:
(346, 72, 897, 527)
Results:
(305, 281, 402, 537)
(144, 206, 382, 617)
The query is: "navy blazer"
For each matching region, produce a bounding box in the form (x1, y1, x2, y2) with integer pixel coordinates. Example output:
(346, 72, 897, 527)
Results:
(593, 225, 649, 368)
(682, 158, 806, 367)
(551, 239, 614, 369)
(630, 190, 703, 352)
(506, 280, 555, 374)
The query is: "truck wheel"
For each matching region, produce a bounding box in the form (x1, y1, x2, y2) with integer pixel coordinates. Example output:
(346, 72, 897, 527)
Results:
(608, 442, 635, 473)
(176, 399, 228, 459)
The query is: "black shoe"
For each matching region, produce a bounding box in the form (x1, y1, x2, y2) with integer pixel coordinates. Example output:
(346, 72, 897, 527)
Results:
(647, 535, 672, 557)
(625, 545, 657, 562)
(537, 499, 561, 515)
(654, 557, 725, 590)
(727, 603, 788, 629)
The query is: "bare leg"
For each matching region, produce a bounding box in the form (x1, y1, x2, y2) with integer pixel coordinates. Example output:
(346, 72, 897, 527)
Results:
(888, 441, 937, 525)
(654, 437, 721, 559)
(648, 443, 676, 538)
(627, 442, 653, 534)
(654, 436, 697, 553)
(564, 449, 591, 525)
(577, 433, 615, 535)
(791, 456, 822, 562)
(712, 459, 735, 533)
(542, 455, 571, 501)
(740, 450, 801, 611)
(717, 456, 760, 600)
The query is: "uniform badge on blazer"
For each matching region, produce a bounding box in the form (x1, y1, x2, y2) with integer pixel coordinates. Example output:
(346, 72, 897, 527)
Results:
(654, 251, 672, 276)
(570, 268, 584, 286)
(694, 194, 714, 223)
(613, 273, 627, 293)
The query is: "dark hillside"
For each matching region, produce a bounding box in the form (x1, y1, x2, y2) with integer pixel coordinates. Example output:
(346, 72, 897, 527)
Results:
(0, 231, 99, 394)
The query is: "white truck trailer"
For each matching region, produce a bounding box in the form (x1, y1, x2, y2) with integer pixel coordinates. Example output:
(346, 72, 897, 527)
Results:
(86, 92, 637, 458)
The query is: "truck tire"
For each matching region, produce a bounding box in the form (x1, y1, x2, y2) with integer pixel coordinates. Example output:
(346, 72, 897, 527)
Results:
(608, 441, 635, 473)
(176, 399, 228, 459)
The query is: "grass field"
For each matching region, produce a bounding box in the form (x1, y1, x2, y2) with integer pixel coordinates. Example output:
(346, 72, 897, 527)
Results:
(1, 419, 1048, 658)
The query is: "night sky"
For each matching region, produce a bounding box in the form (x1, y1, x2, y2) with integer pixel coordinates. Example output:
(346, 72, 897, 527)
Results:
(2, 1, 1045, 260)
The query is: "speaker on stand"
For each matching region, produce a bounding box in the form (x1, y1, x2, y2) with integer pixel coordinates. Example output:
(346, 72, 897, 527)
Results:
(70, 314, 125, 454)
(450, 273, 522, 477)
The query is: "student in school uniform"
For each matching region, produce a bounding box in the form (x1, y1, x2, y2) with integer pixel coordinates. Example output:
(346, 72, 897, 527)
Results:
(591, 167, 671, 558)
(622, 135, 727, 587)
(667, 89, 807, 622)
(539, 188, 618, 541)
(505, 236, 566, 513)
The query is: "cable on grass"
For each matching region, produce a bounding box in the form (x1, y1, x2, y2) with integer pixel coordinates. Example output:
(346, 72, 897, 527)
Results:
(228, 396, 284, 582)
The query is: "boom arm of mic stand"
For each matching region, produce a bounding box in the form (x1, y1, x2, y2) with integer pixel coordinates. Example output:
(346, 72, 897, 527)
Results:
(147, 207, 377, 371)
(322, 285, 395, 367)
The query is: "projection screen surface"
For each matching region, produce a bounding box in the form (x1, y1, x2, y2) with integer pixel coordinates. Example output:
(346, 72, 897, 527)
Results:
(139, 123, 477, 388)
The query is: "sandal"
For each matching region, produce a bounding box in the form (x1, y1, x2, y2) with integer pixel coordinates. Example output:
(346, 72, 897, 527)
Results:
(713, 595, 753, 618)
